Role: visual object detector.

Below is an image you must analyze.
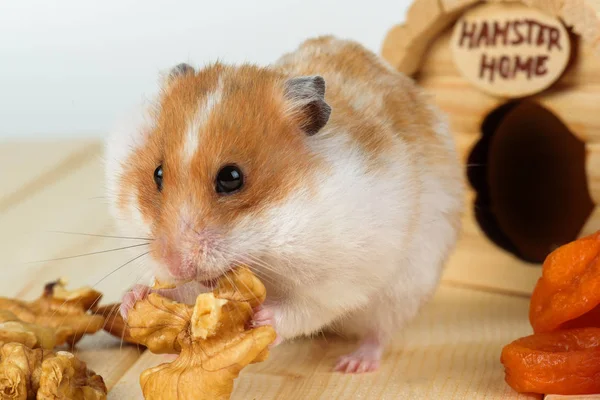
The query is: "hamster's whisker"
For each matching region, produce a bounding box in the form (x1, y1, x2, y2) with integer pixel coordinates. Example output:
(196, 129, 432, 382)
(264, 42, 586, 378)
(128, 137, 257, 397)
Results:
(116, 269, 152, 354)
(238, 260, 280, 285)
(121, 256, 154, 284)
(209, 254, 244, 328)
(74, 291, 108, 348)
(29, 250, 148, 335)
(212, 252, 248, 300)
(25, 243, 151, 264)
(215, 248, 264, 272)
(46, 230, 155, 241)
(90, 251, 150, 290)
(224, 250, 279, 275)
(65, 252, 151, 347)
(46, 252, 150, 341)
(238, 253, 290, 279)
(217, 250, 279, 287)
(228, 266, 261, 307)
(105, 302, 128, 351)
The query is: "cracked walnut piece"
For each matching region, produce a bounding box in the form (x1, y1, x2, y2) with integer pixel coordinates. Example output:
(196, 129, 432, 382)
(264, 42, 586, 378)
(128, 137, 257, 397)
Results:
(0, 342, 107, 400)
(0, 279, 105, 347)
(0, 311, 56, 350)
(127, 266, 276, 400)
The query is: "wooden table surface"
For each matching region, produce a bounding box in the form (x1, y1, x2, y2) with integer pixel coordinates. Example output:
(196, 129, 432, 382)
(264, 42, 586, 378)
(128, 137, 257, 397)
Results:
(0, 138, 585, 399)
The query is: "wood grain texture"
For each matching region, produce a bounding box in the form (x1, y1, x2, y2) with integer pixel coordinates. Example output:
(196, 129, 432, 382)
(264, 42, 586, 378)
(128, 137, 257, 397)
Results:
(441, 195, 542, 296)
(381, 0, 600, 73)
(560, 0, 600, 56)
(450, 3, 571, 98)
(405, 24, 600, 293)
(0, 139, 99, 213)
(0, 151, 148, 300)
(418, 27, 600, 143)
(380, 0, 476, 74)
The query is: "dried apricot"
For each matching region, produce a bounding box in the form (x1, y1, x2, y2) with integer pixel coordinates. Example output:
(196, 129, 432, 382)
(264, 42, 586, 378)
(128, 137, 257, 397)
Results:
(529, 231, 600, 333)
(501, 327, 600, 395)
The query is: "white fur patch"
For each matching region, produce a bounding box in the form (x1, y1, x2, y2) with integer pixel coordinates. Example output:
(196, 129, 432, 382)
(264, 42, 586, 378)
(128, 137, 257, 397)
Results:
(225, 131, 418, 339)
(104, 101, 154, 231)
(222, 78, 462, 343)
(121, 189, 152, 238)
(182, 78, 224, 164)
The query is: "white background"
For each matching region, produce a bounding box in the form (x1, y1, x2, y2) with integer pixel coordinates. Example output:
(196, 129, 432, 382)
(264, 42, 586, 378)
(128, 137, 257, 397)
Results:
(0, 0, 411, 139)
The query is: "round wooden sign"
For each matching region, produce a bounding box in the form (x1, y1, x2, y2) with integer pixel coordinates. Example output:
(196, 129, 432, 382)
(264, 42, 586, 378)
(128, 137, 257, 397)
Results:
(451, 3, 571, 98)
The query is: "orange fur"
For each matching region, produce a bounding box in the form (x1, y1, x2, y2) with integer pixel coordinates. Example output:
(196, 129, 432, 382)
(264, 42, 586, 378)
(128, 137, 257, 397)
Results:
(112, 35, 462, 282)
(275, 36, 462, 233)
(117, 64, 320, 264)
(276, 36, 456, 170)
(108, 37, 464, 372)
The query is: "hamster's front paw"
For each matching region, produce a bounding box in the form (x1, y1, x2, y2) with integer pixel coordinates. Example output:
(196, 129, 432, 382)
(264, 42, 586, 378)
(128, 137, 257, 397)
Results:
(120, 284, 151, 319)
(249, 304, 282, 347)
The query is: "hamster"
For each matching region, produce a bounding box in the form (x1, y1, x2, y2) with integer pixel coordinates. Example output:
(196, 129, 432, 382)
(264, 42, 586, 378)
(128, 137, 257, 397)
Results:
(105, 36, 464, 373)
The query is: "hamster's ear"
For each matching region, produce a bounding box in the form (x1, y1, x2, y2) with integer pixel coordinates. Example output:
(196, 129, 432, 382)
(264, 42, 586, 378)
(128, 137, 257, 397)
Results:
(284, 76, 331, 136)
(168, 63, 195, 81)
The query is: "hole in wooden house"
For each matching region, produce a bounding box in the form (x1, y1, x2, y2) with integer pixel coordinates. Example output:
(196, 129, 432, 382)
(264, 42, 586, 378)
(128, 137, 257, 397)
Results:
(467, 100, 595, 264)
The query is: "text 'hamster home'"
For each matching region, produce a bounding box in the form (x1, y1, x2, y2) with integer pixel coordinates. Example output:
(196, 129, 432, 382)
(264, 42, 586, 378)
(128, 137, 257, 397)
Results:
(382, 0, 600, 293)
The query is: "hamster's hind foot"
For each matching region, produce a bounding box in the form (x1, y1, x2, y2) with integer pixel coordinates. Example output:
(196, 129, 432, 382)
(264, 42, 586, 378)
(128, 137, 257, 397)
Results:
(333, 334, 382, 374)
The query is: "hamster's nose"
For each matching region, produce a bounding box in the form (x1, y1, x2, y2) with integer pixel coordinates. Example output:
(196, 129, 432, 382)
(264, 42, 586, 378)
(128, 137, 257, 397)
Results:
(162, 247, 196, 280)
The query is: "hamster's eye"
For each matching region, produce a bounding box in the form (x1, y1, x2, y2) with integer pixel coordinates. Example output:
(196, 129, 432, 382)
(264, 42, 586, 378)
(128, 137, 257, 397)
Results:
(154, 165, 163, 191)
(215, 165, 243, 195)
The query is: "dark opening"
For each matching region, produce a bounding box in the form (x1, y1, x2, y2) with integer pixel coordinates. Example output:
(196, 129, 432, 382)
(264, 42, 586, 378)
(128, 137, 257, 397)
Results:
(468, 100, 595, 264)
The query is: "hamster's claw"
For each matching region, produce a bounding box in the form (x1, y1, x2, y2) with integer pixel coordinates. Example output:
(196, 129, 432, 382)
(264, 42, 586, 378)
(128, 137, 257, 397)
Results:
(120, 284, 150, 320)
(334, 335, 382, 373)
(334, 355, 380, 373)
(249, 305, 282, 347)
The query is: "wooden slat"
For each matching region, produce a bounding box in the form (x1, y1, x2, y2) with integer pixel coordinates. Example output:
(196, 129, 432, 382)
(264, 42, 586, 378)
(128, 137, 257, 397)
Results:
(71, 333, 145, 391)
(442, 195, 542, 296)
(0, 139, 99, 213)
(111, 285, 538, 400)
(0, 142, 151, 302)
(0, 139, 144, 392)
